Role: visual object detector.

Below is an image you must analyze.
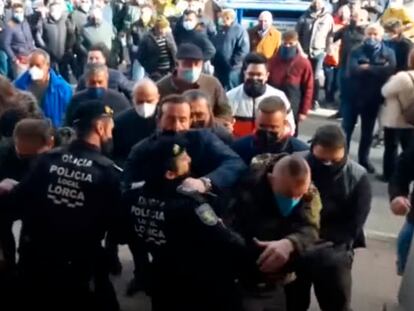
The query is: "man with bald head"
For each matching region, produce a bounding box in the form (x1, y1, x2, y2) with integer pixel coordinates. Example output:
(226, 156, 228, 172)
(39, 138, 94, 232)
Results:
(113, 79, 160, 166)
(233, 153, 321, 310)
(248, 11, 282, 59)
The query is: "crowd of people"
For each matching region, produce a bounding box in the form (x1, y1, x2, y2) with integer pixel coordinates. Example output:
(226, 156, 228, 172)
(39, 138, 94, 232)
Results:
(0, 0, 413, 310)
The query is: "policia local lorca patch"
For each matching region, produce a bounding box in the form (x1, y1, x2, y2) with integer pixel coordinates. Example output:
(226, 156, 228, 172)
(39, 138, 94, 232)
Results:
(195, 203, 218, 226)
(46, 154, 94, 208)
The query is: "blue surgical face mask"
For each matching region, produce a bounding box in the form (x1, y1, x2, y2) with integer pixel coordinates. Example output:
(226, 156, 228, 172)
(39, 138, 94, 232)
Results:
(274, 194, 301, 217)
(364, 37, 381, 51)
(13, 12, 24, 23)
(87, 87, 106, 99)
(179, 68, 202, 84)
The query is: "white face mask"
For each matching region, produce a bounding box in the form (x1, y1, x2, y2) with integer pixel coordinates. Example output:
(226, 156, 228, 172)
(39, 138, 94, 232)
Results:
(29, 66, 44, 81)
(50, 9, 63, 21)
(120, 35, 127, 46)
(80, 3, 91, 13)
(135, 102, 157, 118)
(183, 20, 196, 31)
(389, 0, 403, 8)
(90, 9, 103, 24)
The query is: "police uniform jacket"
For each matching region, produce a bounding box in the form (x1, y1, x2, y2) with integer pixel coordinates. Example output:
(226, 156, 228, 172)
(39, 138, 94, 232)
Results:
(3, 140, 122, 277)
(122, 129, 247, 191)
(122, 181, 253, 310)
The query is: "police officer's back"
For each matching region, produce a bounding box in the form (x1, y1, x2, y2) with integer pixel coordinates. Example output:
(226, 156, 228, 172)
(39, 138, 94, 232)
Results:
(122, 136, 252, 311)
(1, 101, 122, 311)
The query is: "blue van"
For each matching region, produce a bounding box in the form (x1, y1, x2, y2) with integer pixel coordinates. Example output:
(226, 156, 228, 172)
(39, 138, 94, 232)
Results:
(223, 0, 313, 31)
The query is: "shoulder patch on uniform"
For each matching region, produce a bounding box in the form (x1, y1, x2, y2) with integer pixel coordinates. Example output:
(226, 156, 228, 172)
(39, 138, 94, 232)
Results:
(195, 203, 218, 226)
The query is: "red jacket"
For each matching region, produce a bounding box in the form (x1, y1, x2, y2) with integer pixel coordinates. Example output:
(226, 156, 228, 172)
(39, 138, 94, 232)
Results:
(268, 53, 314, 117)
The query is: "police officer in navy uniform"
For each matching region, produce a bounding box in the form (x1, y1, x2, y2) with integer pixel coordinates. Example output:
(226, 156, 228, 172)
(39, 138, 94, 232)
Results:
(122, 135, 253, 311)
(0, 100, 122, 311)
(122, 94, 247, 295)
(123, 94, 247, 195)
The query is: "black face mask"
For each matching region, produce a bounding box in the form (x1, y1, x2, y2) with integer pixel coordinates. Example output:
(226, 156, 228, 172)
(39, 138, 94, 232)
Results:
(101, 138, 114, 157)
(191, 120, 207, 129)
(255, 129, 286, 153)
(308, 153, 346, 178)
(349, 19, 357, 27)
(160, 129, 179, 137)
(243, 79, 266, 98)
(310, 4, 319, 12)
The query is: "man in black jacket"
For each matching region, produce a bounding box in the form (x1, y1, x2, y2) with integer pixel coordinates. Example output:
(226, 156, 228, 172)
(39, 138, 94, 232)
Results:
(35, 2, 75, 81)
(113, 79, 159, 166)
(123, 93, 246, 193)
(175, 0, 217, 39)
(66, 63, 130, 126)
(285, 124, 372, 311)
(77, 43, 134, 99)
(71, 0, 91, 78)
(344, 23, 396, 173)
(173, 9, 216, 62)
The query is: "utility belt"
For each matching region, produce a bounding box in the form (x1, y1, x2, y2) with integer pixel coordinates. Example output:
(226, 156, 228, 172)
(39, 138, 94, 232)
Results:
(19, 238, 103, 275)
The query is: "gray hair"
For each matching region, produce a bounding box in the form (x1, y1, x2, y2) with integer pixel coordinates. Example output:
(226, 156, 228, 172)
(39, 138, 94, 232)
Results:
(183, 89, 211, 104)
(30, 48, 51, 65)
(259, 11, 273, 22)
(85, 63, 108, 79)
(365, 23, 384, 37)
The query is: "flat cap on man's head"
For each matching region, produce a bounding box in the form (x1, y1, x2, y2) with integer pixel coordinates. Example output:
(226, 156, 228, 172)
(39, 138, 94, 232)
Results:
(176, 43, 204, 61)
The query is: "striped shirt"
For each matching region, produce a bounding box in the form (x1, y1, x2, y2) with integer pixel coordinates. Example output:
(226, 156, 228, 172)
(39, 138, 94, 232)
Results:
(156, 36, 171, 72)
